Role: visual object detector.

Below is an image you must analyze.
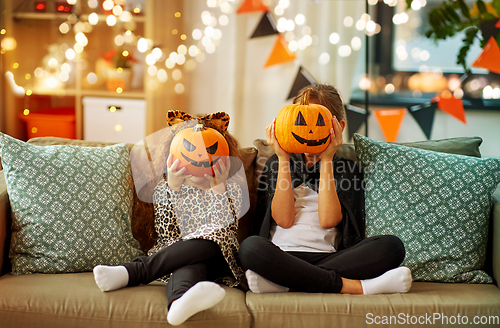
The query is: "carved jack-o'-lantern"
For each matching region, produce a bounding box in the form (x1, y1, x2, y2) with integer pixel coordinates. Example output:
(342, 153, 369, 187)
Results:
(170, 124, 229, 177)
(275, 90, 333, 154)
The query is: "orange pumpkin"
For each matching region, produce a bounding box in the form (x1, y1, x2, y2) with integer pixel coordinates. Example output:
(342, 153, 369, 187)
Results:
(275, 90, 333, 154)
(170, 124, 229, 177)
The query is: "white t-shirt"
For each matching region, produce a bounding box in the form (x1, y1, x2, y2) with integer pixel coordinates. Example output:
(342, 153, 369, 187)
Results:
(270, 183, 342, 252)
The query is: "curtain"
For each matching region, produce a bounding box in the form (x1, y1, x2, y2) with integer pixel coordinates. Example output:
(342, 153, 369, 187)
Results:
(183, 0, 365, 147)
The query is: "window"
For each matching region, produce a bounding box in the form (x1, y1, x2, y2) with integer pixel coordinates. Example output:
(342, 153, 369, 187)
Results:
(350, 0, 500, 109)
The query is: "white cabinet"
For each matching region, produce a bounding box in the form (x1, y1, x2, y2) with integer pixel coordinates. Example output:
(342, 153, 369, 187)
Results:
(83, 97, 146, 144)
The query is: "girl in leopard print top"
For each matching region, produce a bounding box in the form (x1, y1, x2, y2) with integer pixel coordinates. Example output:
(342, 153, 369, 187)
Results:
(93, 112, 246, 326)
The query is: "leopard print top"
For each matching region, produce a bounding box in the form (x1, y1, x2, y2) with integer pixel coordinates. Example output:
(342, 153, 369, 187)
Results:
(147, 179, 244, 286)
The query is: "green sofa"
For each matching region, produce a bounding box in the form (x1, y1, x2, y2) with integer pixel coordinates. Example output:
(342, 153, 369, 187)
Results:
(0, 136, 499, 328)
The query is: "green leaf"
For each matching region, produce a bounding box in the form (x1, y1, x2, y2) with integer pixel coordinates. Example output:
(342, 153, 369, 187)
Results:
(440, 7, 456, 23)
(458, 0, 471, 19)
(446, 6, 462, 23)
(492, 0, 500, 16)
(483, 13, 497, 21)
(476, 0, 487, 14)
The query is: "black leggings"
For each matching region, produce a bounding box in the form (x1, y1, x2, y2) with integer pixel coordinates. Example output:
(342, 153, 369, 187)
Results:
(123, 239, 230, 308)
(239, 235, 405, 293)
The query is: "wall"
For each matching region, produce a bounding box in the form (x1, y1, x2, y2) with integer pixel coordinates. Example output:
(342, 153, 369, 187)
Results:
(183, 0, 365, 148)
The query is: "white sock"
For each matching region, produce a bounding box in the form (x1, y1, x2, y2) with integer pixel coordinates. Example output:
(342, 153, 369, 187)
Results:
(361, 266, 412, 295)
(245, 270, 289, 294)
(167, 281, 226, 326)
(93, 265, 129, 292)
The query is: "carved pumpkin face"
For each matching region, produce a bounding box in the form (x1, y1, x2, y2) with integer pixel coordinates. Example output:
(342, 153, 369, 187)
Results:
(170, 124, 229, 177)
(275, 102, 333, 154)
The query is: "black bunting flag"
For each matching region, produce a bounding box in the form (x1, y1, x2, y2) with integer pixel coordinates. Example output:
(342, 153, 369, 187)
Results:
(251, 12, 279, 38)
(480, 19, 500, 44)
(287, 66, 317, 100)
(345, 104, 368, 141)
(408, 102, 437, 140)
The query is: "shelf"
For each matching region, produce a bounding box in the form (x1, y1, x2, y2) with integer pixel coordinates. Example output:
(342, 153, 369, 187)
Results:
(13, 12, 70, 20)
(13, 12, 146, 23)
(81, 89, 145, 98)
(30, 87, 145, 98)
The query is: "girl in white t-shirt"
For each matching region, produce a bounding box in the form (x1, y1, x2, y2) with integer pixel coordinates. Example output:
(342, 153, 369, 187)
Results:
(239, 84, 412, 295)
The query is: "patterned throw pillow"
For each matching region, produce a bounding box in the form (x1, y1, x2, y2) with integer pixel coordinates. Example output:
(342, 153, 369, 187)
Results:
(0, 133, 143, 274)
(354, 134, 500, 283)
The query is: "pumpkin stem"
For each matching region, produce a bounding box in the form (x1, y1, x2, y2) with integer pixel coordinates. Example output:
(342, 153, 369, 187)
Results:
(193, 123, 205, 132)
(299, 88, 312, 105)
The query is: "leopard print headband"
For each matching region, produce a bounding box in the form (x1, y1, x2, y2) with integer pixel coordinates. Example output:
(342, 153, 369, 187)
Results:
(166, 110, 230, 135)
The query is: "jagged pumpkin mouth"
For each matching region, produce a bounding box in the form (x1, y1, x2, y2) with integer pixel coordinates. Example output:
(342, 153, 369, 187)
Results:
(181, 152, 221, 167)
(291, 132, 330, 147)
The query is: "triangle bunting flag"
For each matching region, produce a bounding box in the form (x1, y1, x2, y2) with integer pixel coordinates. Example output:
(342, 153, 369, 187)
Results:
(251, 12, 278, 38)
(479, 20, 500, 43)
(472, 37, 500, 75)
(434, 92, 467, 124)
(373, 108, 406, 143)
(264, 34, 296, 68)
(287, 66, 317, 100)
(345, 104, 368, 141)
(236, 0, 269, 14)
(496, 19, 500, 28)
(408, 102, 437, 140)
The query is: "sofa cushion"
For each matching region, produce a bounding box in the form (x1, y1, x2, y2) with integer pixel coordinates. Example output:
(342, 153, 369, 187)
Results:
(253, 136, 483, 185)
(0, 133, 143, 274)
(354, 134, 500, 283)
(0, 273, 251, 328)
(245, 282, 500, 327)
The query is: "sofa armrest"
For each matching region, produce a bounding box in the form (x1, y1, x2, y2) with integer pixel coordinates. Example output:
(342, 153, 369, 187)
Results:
(492, 183, 500, 286)
(0, 171, 11, 276)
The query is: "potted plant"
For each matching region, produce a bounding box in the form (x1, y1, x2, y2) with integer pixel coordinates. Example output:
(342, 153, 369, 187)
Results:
(98, 47, 138, 92)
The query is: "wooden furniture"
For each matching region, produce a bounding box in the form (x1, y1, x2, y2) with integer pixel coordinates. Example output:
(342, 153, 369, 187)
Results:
(1, 0, 185, 140)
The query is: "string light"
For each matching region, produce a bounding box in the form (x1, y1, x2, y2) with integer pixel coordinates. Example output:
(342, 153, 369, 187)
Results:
(87, 73, 98, 84)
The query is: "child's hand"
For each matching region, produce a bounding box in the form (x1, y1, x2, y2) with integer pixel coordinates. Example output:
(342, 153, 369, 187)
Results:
(266, 119, 289, 161)
(321, 116, 343, 162)
(166, 153, 192, 191)
(205, 158, 230, 194)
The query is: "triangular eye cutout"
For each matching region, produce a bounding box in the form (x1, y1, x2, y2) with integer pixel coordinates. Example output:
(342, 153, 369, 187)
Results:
(316, 113, 325, 126)
(294, 111, 307, 126)
(206, 141, 219, 155)
(183, 138, 197, 152)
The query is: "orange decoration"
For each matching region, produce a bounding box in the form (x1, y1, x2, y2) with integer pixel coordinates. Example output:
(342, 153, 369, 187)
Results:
(496, 19, 500, 28)
(472, 37, 500, 75)
(373, 109, 406, 143)
(264, 34, 296, 68)
(170, 124, 229, 177)
(435, 92, 467, 124)
(236, 0, 269, 14)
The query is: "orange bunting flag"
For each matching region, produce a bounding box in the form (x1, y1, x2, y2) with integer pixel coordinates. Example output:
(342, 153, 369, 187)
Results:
(264, 34, 296, 68)
(496, 19, 500, 28)
(434, 92, 467, 124)
(472, 37, 500, 75)
(373, 109, 406, 143)
(236, 0, 269, 14)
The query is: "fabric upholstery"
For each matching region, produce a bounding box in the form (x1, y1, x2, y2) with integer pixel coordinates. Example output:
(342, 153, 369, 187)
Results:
(0, 133, 143, 274)
(354, 134, 500, 283)
(0, 272, 251, 328)
(245, 282, 500, 327)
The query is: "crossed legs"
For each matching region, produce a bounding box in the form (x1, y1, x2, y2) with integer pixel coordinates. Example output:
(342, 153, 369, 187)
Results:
(93, 239, 229, 325)
(239, 235, 411, 294)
